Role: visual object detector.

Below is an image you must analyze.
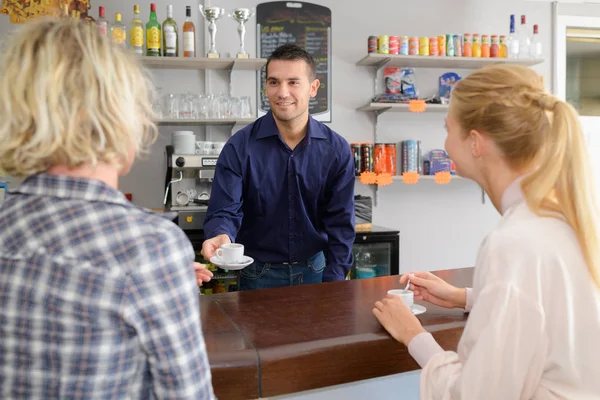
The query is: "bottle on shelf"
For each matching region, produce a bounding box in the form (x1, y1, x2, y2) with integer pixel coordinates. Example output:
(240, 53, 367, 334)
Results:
(472, 34, 481, 58)
(162, 5, 178, 57)
(499, 35, 508, 58)
(97, 6, 108, 37)
(462, 33, 472, 57)
(518, 15, 531, 59)
(507, 14, 519, 59)
(490, 35, 499, 58)
(530, 24, 542, 59)
(183, 5, 196, 58)
(146, 3, 161, 57)
(130, 5, 144, 56)
(60, 3, 69, 19)
(110, 13, 127, 49)
(481, 34, 490, 58)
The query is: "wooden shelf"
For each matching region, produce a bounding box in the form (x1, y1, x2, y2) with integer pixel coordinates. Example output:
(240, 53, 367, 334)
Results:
(356, 53, 544, 70)
(357, 103, 449, 113)
(157, 118, 255, 126)
(139, 56, 266, 71)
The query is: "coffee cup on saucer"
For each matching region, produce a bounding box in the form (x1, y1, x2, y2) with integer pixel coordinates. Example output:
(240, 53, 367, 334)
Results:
(216, 243, 244, 264)
(387, 289, 414, 308)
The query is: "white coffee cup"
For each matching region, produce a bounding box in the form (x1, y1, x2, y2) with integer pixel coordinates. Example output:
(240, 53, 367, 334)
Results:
(387, 289, 414, 308)
(216, 243, 244, 264)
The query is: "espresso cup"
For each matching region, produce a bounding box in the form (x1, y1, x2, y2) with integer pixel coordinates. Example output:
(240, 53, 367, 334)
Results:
(216, 243, 244, 264)
(387, 289, 414, 308)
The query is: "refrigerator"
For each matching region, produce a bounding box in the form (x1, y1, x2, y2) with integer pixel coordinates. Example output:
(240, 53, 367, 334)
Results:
(350, 225, 400, 279)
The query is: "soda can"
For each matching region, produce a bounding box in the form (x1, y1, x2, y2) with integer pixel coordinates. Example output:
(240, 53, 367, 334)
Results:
(419, 37, 429, 56)
(429, 37, 439, 56)
(361, 143, 373, 172)
(389, 35, 399, 54)
(409, 37, 419, 55)
(385, 143, 397, 176)
(438, 35, 446, 56)
(351, 143, 362, 175)
(399, 36, 409, 55)
(368, 35, 378, 53)
(374, 143, 386, 174)
(454, 34, 462, 57)
(378, 35, 389, 54)
(446, 34, 455, 57)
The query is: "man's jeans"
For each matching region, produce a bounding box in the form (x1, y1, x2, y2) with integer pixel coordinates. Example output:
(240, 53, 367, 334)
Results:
(239, 252, 326, 291)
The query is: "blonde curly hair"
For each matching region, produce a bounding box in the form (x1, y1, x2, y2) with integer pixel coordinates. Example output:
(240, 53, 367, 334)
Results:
(0, 17, 158, 177)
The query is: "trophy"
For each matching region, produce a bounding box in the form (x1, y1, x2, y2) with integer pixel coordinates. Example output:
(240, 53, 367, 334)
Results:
(229, 8, 255, 59)
(199, 5, 225, 58)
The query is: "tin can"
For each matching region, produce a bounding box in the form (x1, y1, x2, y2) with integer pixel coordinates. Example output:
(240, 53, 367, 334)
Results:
(399, 36, 409, 55)
(374, 143, 386, 174)
(368, 35, 378, 53)
(453, 34, 462, 57)
(409, 37, 419, 55)
(445, 34, 455, 57)
(378, 35, 389, 54)
(389, 35, 399, 54)
(429, 37, 439, 56)
(385, 143, 397, 176)
(438, 35, 446, 56)
(351, 143, 362, 175)
(419, 37, 429, 56)
(361, 143, 373, 173)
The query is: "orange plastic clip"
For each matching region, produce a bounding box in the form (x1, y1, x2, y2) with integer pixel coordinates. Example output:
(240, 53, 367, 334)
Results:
(408, 99, 426, 113)
(402, 171, 420, 184)
(434, 171, 452, 184)
(376, 173, 393, 187)
(359, 171, 378, 185)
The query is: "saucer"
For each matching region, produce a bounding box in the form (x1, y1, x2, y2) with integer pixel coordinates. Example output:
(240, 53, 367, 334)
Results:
(210, 255, 254, 270)
(411, 304, 426, 316)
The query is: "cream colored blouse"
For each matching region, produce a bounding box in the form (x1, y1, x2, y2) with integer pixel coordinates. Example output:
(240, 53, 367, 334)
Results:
(408, 179, 600, 399)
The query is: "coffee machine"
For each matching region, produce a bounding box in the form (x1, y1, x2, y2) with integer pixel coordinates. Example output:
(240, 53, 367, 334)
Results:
(164, 145, 218, 231)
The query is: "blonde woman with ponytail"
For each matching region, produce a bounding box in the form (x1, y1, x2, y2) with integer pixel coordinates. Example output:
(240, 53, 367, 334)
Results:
(374, 64, 600, 399)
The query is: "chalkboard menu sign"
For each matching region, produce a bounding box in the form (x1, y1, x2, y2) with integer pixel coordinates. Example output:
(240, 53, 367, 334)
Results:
(256, 1, 332, 122)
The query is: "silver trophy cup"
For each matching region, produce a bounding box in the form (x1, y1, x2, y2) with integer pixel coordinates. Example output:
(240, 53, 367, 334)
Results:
(199, 5, 225, 58)
(229, 8, 255, 59)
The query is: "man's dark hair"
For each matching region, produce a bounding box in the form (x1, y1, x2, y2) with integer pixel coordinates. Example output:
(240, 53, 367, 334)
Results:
(265, 43, 317, 80)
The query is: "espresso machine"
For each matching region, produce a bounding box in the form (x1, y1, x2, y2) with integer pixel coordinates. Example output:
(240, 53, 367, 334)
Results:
(164, 145, 218, 231)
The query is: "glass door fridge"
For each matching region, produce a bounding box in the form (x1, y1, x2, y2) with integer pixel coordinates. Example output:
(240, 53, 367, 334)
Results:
(350, 225, 400, 279)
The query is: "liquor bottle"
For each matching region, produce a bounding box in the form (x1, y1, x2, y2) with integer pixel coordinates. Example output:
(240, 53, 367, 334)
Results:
(97, 6, 108, 36)
(530, 24, 543, 59)
(130, 5, 144, 55)
(507, 14, 519, 59)
(183, 6, 196, 57)
(111, 13, 127, 49)
(518, 15, 531, 59)
(146, 3, 161, 57)
(162, 5, 178, 57)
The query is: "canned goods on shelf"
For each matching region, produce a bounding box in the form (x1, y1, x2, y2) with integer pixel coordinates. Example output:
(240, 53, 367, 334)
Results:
(351, 143, 362, 176)
(368, 35, 378, 53)
(429, 37, 438, 56)
(389, 35, 399, 54)
(378, 35, 389, 54)
(446, 34, 455, 57)
(419, 37, 429, 56)
(409, 37, 419, 55)
(453, 34, 462, 57)
(438, 35, 446, 56)
(361, 143, 373, 173)
(399, 36, 409, 55)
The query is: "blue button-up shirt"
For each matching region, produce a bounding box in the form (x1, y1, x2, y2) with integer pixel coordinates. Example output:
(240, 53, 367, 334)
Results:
(204, 111, 355, 281)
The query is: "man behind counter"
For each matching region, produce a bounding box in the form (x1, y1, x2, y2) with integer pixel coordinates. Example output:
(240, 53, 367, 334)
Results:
(201, 44, 355, 290)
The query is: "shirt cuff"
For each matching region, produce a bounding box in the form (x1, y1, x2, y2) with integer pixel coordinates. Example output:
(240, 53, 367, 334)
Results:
(465, 287, 473, 312)
(407, 332, 445, 368)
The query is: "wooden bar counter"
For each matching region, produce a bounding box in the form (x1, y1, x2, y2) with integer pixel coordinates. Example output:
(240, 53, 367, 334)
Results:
(200, 268, 473, 399)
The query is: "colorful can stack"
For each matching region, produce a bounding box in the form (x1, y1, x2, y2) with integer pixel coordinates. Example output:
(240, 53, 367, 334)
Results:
(389, 35, 399, 54)
(453, 34, 462, 58)
(419, 37, 429, 56)
(409, 37, 419, 55)
(373, 144, 397, 175)
(378, 35, 389, 54)
(368, 35, 378, 53)
(446, 34, 455, 57)
(438, 35, 446, 56)
(429, 37, 438, 56)
(399, 36, 409, 55)
(401, 140, 418, 173)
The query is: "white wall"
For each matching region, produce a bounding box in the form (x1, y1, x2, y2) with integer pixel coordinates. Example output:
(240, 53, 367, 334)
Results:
(0, 0, 554, 273)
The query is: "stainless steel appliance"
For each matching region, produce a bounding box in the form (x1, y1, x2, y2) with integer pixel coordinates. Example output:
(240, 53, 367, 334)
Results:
(164, 145, 218, 231)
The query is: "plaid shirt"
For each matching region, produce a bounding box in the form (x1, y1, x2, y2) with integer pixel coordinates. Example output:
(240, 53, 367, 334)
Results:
(0, 174, 215, 399)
